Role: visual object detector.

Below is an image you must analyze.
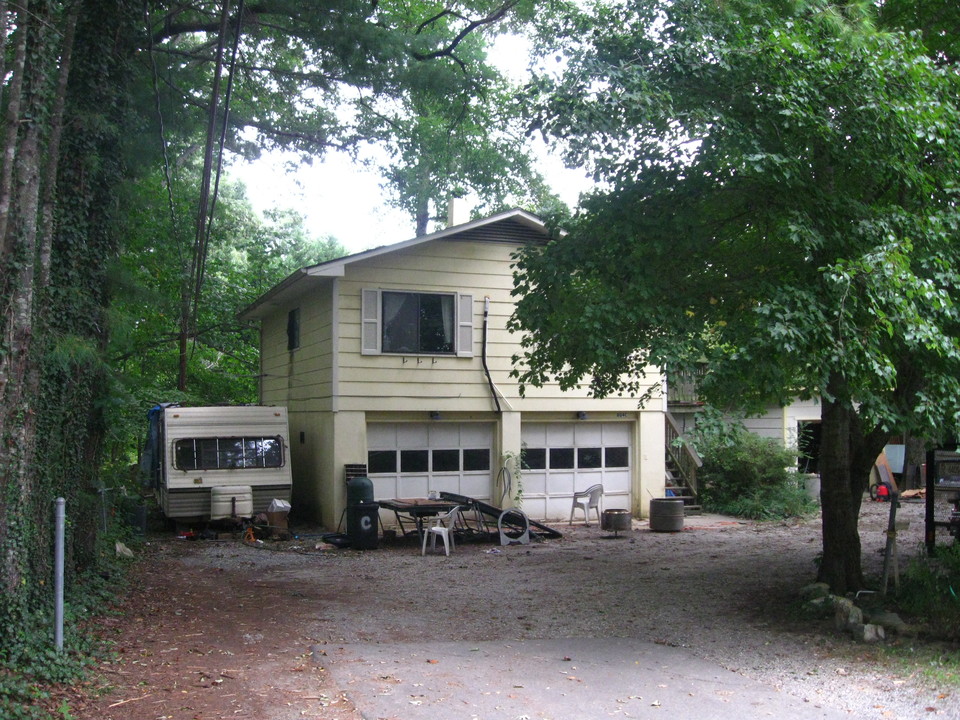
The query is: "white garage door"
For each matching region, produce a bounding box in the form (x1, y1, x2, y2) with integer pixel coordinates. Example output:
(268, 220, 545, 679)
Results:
(520, 422, 632, 521)
(366, 423, 494, 501)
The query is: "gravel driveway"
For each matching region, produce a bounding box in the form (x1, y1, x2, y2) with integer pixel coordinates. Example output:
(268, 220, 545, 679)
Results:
(64, 498, 957, 720)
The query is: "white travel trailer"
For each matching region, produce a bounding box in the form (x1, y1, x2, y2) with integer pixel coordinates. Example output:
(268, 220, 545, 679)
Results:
(141, 404, 293, 521)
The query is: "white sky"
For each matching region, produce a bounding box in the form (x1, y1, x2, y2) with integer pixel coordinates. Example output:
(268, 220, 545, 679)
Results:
(230, 35, 592, 255)
(230, 143, 589, 254)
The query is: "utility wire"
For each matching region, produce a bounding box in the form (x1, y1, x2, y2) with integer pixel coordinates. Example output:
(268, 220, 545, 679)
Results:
(207, 0, 245, 252)
(143, 0, 182, 266)
(191, 0, 245, 335)
(190, 0, 232, 331)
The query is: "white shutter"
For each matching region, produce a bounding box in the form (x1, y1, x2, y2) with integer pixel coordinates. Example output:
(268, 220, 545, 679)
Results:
(457, 294, 474, 357)
(361, 289, 380, 355)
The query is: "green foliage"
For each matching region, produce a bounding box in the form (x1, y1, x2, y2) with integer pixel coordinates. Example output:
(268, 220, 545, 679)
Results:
(897, 543, 960, 640)
(691, 414, 813, 519)
(878, 0, 960, 63)
(0, 507, 137, 720)
(706, 480, 819, 521)
(1, 2, 544, 716)
(366, 25, 556, 232)
(141, 1, 549, 229)
(104, 166, 348, 477)
(512, 0, 960, 591)
(514, 0, 960, 431)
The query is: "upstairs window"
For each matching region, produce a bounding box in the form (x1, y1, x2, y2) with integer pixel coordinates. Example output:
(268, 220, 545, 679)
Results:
(362, 289, 473, 357)
(383, 291, 454, 354)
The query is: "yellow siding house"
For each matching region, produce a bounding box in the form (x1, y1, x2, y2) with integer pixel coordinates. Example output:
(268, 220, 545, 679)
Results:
(241, 209, 666, 529)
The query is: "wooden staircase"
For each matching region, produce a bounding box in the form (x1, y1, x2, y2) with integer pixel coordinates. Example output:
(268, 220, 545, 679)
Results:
(665, 413, 703, 515)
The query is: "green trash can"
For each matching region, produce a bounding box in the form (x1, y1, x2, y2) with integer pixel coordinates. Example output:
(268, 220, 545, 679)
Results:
(346, 501, 379, 550)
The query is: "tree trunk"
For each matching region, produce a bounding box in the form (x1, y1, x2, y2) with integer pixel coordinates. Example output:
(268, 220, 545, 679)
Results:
(901, 432, 926, 490)
(38, 6, 79, 289)
(178, 291, 190, 391)
(817, 372, 890, 593)
(415, 195, 430, 236)
(0, 0, 53, 600)
(0, 1, 28, 259)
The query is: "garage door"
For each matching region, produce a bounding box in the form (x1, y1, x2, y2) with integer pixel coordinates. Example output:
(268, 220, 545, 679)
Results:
(366, 423, 494, 501)
(520, 422, 632, 521)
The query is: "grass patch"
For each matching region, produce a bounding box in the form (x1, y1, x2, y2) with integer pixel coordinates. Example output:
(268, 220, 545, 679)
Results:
(875, 642, 960, 689)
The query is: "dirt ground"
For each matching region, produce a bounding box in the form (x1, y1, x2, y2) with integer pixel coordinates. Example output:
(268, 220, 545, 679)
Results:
(52, 499, 958, 720)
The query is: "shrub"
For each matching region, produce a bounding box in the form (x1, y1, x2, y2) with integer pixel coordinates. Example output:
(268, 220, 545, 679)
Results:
(897, 543, 960, 640)
(691, 412, 815, 519)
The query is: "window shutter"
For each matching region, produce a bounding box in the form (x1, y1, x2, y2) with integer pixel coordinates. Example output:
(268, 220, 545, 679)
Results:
(457, 294, 474, 357)
(361, 289, 380, 355)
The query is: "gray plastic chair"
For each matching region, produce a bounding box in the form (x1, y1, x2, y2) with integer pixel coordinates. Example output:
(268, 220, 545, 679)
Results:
(570, 484, 604, 525)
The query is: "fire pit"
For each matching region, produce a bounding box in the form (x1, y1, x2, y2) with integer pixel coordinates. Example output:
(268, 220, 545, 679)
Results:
(601, 509, 632, 537)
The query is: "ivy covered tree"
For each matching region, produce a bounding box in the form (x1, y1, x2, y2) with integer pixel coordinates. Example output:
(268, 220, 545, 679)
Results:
(0, 0, 143, 687)
(512, 0, 960, 592)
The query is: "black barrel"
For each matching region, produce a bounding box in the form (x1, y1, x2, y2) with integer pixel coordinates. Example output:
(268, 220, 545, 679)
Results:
(649, 498, 685, 532)
(346, 501, 380, 549)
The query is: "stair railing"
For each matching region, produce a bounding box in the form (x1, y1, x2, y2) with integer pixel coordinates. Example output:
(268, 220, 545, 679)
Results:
(665, 412, 702, 499)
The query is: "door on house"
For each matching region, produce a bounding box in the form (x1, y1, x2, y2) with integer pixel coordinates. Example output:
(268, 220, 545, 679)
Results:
(797, 421, 821, 474)
(366, 422, 494, 501)
(519, 422, 632, 521)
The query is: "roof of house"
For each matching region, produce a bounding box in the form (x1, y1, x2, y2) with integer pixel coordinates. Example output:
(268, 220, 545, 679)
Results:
(240, 208, 549, 321)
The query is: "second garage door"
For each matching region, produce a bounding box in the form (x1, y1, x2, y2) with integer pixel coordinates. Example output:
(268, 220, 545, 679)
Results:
(520, 422, 632, 521)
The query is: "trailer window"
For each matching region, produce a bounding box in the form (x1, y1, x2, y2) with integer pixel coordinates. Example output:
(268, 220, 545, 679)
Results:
(174, 436, 284, 470)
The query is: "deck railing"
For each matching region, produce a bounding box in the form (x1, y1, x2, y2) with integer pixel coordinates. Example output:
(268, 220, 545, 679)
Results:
(666, 365, 707, 406)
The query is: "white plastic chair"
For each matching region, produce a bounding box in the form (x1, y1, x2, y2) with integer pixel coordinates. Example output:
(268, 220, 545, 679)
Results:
(570, 484, 604, 525)
(421, 505, 461, 556)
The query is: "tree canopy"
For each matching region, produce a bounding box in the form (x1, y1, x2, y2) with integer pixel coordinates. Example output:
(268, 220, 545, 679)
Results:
(143, 0, 550, 231)
(512, 0, 960, 592)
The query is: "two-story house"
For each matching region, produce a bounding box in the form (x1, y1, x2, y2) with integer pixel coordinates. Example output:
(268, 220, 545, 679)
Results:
(240, 208, 667, 530)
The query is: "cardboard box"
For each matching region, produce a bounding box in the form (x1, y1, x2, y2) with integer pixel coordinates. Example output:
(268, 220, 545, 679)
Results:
(266, 511, 288, 530)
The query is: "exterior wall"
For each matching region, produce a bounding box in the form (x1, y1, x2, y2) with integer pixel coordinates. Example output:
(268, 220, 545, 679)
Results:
(286, 410, 330, 522)
(260, 280, 336, 413)
(740, 397, 821, 449)
(637, 410, 667, 515)
(337, 239, 664, 414)
(260, 281, 337, 524)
